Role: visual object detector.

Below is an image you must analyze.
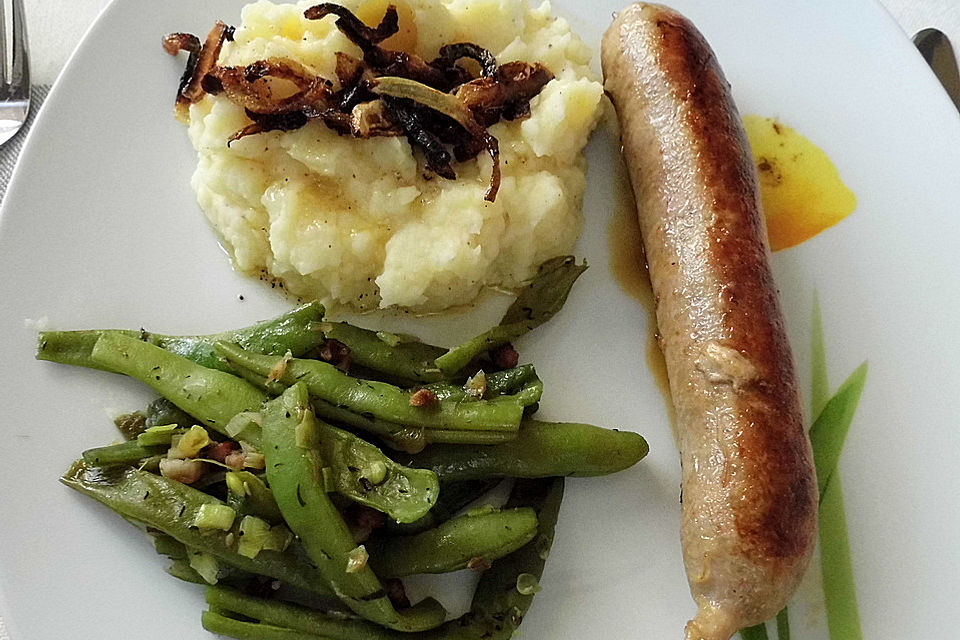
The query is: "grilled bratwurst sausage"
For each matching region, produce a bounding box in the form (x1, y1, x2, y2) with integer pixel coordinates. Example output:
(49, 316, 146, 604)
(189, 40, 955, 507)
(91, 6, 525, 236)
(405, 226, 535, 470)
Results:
(601, 5, 817, 639)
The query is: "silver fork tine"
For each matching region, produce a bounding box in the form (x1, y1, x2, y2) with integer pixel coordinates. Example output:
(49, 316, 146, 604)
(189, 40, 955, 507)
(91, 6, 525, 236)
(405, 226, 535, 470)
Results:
(0, 0, 8, 87)
(10, 0, 27, 92)
(0, 0, 29, 145)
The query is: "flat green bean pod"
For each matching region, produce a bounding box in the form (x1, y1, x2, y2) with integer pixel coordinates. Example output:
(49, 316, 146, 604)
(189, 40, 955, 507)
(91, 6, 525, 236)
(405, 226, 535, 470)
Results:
(262, 384, 446, 631)
(60, 460, 333, 596)
(314, 420, 439, 524)
(308, 398, 516, 450)
(88, 334, 434, 522)
(395, 420, 648, 482)
(206, 586, 412, 640)
(89, 333, 269, 439)
(424, 365, 543, 407)
(384, 478, 499, 536)
(367, 507, 538, 578)
(215, 342, 524, 433)
(320, 322, 446, 385)
(434, 257, 587, 376)
(36, 302, 325, 373)
(468, 477, 565, 638)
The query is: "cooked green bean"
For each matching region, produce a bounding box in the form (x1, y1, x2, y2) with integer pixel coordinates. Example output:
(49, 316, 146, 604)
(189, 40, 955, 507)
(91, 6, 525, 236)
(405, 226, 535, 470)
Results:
(485, 365, 543, 399)
(60, 460, 333, 596)
(113, 411, 148, 440)
(384, 478, 500, 536)
(202, 611, 330, 640)
(313, 419, 439, 524)
(468, 477, 564, 639)
(152, 532, 190, 561)
(203, 589, 491, 640)
(424, 365, 543, 407)
(216, 342, 524, 433)
(225, 471, 284, 523)
(90, 334, 433, 520)
(36, 302, 326, 373)
(152, 534, 252, 586)
(309, 399, 516, 450)
(167, 560, 208, 584)
(434, 256, 587, 375)
(136, 425, 188, 447)
(262, 384, 445, 631)
(145, 397, 199, 429)
(367, 507, 537, 578)
(90, 333, 268, 439)
(207, 586, 409, 640)
(320, 322, 446, 385)
(222, 353, 526, 446)
(395, 420, 648, 482)
(81, 440, 163, 466)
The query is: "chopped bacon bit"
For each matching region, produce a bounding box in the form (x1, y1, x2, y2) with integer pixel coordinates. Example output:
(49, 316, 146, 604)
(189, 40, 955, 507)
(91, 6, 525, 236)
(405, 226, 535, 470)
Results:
(383, 578, 411, 609)
(224, 451, 247, 470)
(344, 504, 387, 542)
(467, 556, 491, 571)
(159, 458, 206, 485)
(318, 339, 352, 372)
(491, 343, 520, 370)
(206, 440, 240, 463)
(409, 388, 438, 408)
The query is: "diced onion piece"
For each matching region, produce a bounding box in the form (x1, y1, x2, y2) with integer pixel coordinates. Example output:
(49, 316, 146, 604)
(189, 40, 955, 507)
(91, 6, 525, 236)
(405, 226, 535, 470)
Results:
(237, 516, 272, 559)
(225, 411, 262, 440)
(267, 350, 294, 383)
(174, 425, 212, 458)
(346, 545, 369, 573)
(516, 572, 542, 595)
(188, 550, 220, 585)
(194, 503, 237, 531)
(464, 370, 487, 399)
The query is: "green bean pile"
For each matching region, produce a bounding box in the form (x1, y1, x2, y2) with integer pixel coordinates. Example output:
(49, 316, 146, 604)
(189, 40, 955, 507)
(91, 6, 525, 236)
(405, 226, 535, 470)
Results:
(40, 256, 649, 639)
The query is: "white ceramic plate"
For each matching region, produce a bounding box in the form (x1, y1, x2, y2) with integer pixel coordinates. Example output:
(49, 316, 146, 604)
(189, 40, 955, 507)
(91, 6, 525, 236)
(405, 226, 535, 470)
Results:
(2, 0, 959, 638)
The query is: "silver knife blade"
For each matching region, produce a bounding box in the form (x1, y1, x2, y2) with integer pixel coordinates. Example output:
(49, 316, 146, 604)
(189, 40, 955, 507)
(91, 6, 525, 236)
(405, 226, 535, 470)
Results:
(913, 28, 960, 114)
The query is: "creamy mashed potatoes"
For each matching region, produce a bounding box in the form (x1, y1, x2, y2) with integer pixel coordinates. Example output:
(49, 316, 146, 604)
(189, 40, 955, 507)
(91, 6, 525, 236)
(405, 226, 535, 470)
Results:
(187, 0, 603, 312)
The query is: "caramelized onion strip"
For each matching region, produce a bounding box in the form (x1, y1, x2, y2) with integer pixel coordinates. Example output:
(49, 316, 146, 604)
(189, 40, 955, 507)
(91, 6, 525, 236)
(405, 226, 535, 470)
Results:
(168, 21, 232, 119)
(211, 58, 331, 114)
(374, 76, 501, 201)
(432, 43, 498, 78)
(303, 3, 399, 44)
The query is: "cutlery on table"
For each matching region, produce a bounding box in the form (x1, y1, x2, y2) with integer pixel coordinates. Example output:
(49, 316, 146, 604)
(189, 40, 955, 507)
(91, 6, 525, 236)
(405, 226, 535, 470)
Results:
(913, 28, 960, 114)
(0, 0, 28, 147)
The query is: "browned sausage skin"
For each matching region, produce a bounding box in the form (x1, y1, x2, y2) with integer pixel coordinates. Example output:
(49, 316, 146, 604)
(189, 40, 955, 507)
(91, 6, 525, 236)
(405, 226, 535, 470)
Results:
(600, 5, 818, 639)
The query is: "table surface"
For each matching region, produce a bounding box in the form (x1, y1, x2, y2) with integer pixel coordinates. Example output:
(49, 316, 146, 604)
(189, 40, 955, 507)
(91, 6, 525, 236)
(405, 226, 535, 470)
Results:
(21, 0, 960, 86)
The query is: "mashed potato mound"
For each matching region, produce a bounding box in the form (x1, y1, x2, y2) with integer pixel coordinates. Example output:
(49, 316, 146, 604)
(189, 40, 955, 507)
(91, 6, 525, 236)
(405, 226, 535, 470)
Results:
(188, 0, 603, 312)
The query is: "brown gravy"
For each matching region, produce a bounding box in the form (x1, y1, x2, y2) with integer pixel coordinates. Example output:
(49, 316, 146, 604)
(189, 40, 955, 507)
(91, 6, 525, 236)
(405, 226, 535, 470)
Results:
(608, 165, 675, 425)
